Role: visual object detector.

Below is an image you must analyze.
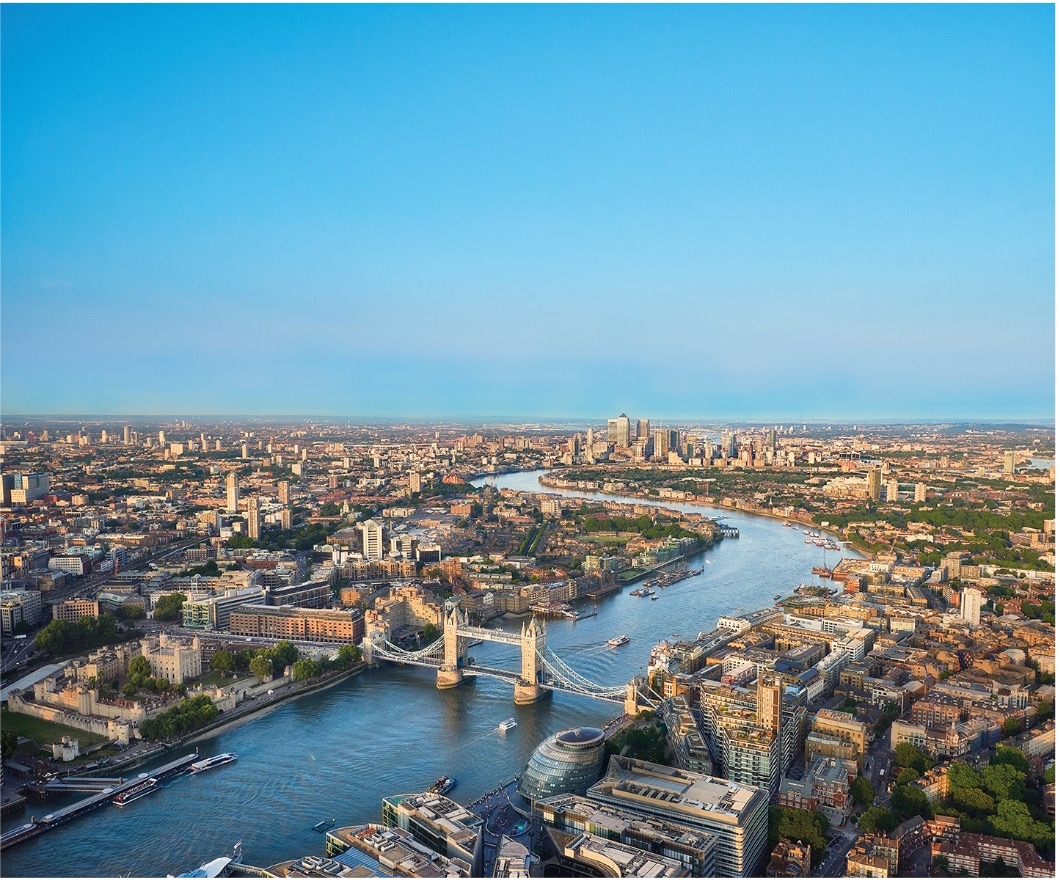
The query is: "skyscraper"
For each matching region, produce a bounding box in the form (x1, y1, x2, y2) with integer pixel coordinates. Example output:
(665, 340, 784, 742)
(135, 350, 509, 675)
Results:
(636, 419, 650, 440)
(914, 482, 928, 503)
(226, 472, 240, 513)
(607, 414, 631, 448)
(886, 479, 899, 502)
(867, 467, 882, 500)
(1003, 451, 1016, 474)
(123, 425, 131, 445)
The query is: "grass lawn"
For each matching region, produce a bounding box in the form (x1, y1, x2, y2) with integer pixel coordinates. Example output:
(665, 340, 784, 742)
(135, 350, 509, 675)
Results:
(585, 534, 629, 546)
(1, 707, 109, 748)
(196, 670, 235, 688)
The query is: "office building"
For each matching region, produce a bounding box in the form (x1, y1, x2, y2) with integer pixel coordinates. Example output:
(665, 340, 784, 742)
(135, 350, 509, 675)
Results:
(181, 587, 266, 630)
(519, 727, 607, 801)
(0, 589, 43, 634)
(537, 794, 716, 877)
(381, 791, 483, 876)
(3, 472, 50, 505)
(960, 588, 983, 628)
(51, 598, 100, 623)
(636, 419, 651, 440)
(359, 519, 384, 562)
(587, 756, 770, 877)
(607, 414, 631, 449)
(226, 471, 240, 513)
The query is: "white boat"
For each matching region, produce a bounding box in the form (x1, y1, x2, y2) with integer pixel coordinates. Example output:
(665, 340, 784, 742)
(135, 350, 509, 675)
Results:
(607, 635, 630, 648)
(114, 777, 161, 807)
(189, 753, 237, 774)
(498, 718, 518, 732)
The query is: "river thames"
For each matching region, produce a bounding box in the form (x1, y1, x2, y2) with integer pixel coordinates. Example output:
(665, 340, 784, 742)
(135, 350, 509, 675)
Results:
(2, 470, 859, 877)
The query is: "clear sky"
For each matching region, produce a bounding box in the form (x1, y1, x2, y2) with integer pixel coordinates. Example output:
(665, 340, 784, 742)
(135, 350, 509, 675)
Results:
(1, 4, 1054, 421)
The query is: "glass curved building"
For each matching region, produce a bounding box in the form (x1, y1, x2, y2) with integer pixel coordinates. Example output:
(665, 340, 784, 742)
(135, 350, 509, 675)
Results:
(518, 726, 606, 801)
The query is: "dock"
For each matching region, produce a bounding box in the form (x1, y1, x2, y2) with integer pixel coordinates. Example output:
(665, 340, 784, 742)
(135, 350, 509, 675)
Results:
(0, 753, 199, 852)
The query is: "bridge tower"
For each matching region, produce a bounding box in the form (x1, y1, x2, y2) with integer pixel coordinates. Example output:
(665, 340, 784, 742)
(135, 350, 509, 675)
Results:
(514, 616, 547, 704)
(437, 601, 467, 690)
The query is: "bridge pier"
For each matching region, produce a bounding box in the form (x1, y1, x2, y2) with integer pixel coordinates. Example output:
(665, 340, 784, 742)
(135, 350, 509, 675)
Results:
(437, 667, 464, 689)
(514, 681, 548, 704)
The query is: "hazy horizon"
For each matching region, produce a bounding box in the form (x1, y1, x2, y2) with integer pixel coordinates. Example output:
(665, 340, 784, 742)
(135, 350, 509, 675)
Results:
(2, 5, 1054, 419)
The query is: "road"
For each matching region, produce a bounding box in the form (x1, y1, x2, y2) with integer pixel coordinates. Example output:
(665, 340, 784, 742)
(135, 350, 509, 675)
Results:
(812, 827, 859, 877)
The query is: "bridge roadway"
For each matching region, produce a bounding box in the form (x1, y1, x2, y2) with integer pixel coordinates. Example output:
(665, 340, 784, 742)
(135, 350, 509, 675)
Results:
(370, 647, 624, 704)
(456, 624, 523, 647)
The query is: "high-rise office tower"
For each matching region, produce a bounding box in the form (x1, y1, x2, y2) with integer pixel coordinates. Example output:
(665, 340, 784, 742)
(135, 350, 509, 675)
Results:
(607, 414, 631, 448)
(636, 419, 650, 440)
(652, 428, 670, 460)
(158, 430, 166, 444)
(226, 472, 240, 513)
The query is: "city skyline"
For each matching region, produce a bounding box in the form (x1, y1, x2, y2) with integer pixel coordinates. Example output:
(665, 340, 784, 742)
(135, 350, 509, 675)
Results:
(2, 4, 1054, 420)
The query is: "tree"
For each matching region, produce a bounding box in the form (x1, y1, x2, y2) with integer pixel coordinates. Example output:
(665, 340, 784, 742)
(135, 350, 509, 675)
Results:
(851, 775, 876, 807)
(337, 644, 362, 666)
(989, 799, 1034, 841)
(897, 767, 921, 786)
(34, 619, 73, 655)
(1002, 716, 1023, 737)
(895, 742, 933, 770)
(292, 658, 322, 680)
(992, 746, 1029, 774)
(891, 784, 932, 821)
(1, 729, 18, 759)
(422, 623, 439, 643)
(980, 763, 1026, 803)
(268, 640, 298, 669)
(768, 807, 829, 865)
(249, 654, 273, 681)
(858, 806, 899, 834)
(119, 605, 146, 621)
(210, 651, 234, 675)
(128, 655, 152, 686)
(948, 763, 983, 790)
(1036, 701, 1054, 721)
(153, 592, 186, 622)
(122, 683, 138, 697)
(952, 786, 995, 818)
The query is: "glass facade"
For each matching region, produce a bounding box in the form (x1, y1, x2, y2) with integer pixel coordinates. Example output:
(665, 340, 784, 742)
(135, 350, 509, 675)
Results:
(518, 727, 606, 801)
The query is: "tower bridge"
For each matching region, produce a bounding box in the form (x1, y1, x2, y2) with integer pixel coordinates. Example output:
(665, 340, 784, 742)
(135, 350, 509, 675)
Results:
(363, 601, 650, 707)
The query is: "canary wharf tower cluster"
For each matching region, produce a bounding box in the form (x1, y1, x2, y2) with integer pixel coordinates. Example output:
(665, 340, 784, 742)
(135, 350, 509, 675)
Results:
(0, 3, 1053, 879)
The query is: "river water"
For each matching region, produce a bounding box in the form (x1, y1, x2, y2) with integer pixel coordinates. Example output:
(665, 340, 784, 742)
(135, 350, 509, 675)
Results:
(3, 470, 858, 878)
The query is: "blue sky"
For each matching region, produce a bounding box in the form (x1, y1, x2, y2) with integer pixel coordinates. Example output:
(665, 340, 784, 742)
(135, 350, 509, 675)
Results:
(1, 4, 1054, 420)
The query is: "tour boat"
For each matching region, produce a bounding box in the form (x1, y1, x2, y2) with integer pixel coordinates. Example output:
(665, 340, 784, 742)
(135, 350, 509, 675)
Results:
(189, 753, 237, 774)
(499, 718, 518, 733)
(429, 776, 456, 795)
(114, 777, 161, 807)
(607, 635, 630, 648)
